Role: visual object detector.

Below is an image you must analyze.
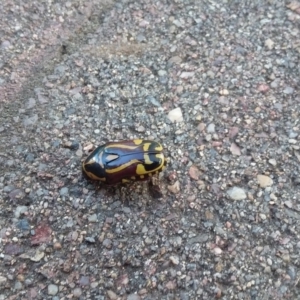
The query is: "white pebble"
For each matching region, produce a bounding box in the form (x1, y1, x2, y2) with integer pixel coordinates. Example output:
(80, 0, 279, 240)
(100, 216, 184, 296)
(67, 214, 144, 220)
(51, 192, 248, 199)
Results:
(227, 187, 247, 200)
(168, 107, 183, 122)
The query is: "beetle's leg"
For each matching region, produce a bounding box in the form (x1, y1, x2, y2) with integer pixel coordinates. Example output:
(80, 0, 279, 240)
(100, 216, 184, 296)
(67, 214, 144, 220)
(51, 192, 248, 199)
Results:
(119, 184, 135, 203)
(148, 174, 163, 199)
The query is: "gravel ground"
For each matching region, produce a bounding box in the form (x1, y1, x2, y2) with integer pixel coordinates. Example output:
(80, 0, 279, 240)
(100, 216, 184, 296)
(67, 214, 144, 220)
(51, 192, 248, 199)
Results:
(1, 0, 300, 299)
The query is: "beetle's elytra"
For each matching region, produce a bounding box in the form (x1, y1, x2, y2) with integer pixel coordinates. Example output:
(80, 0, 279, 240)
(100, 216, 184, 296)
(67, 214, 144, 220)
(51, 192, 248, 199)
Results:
(82, 139, 166, 185)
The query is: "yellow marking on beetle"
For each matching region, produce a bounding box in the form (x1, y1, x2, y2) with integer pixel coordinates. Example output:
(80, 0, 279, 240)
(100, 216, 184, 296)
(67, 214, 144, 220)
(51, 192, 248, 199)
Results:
(106, 154, 119, 162)
(84, 169, 106, 181)
(140, 175, 145, 179)
(156, 153, 164, 160)
(143, 142, 151, 152)
(106, 144, 140, 150)
(136, 160, 164, 175)
(122, 179, 130, 183)
(154, 143, 163, 151)
(136, 164, 147, 175)
(133, 139, 143, 145)
(142, 141, 163, 152)
(105, 159, 141, 174)
(131, 176, 136, 180)
(136, 152, 165, 175)
(143, 154, 152, 164)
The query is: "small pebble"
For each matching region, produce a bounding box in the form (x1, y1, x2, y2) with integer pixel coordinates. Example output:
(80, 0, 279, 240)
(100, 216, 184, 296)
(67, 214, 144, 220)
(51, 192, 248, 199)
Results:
(107, 290, 118, 300)
(189, 165, 201, 180)
(257, 175, 273, 188)
(73, 287, 82, 298)
(180, 71, 194, 79)
(54, 242, 62, 250)
(17, 219, 30, 231)
(212, 247, 223, 255)
(14, 281, 23, 290)
(259, 214, 267, 220)
(283, 87, 294, 94)
(88, 214, 98, 222)
(168, 107, 183, 122)
(227, 187, 247, 200)
(219, 89, 229, 95)
(14, 206, 28, 218)
(207, 123, 215, 133)
(170, 255, 179, 265)
(59, 187, 69, 196)
(127, 294, 141, 300)
(268, 159, 277, 166)
(48, 284, 58, 296)
(167, 181, 180, 194)
(230, 143, 241, 156)
(265, 38, 274, 49)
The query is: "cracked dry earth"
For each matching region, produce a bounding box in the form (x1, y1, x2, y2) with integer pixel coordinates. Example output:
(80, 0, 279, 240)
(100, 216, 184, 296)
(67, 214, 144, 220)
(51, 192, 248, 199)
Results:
(1, 0, 300, 299)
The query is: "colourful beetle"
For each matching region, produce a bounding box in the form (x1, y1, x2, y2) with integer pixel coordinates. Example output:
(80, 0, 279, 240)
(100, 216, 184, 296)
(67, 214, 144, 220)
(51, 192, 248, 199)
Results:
(82, 139, 166, 185)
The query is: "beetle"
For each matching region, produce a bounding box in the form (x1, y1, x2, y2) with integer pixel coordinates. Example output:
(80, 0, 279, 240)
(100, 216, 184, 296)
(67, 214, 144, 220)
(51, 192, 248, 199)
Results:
(82, 139, 166, 185)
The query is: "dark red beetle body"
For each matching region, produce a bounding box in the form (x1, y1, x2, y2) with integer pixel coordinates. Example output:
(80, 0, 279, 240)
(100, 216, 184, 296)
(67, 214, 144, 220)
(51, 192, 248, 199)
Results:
(82, 139, 166, 185)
